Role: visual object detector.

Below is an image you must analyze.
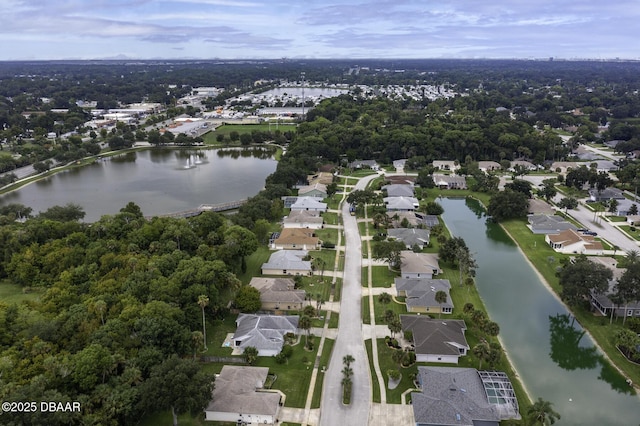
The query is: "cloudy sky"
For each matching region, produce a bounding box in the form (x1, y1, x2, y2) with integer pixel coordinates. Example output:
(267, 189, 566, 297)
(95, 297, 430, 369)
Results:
(1, 0, 638, 60)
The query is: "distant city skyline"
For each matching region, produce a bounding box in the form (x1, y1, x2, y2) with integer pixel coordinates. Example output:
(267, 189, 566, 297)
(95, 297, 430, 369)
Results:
(0, 0, 638, 61)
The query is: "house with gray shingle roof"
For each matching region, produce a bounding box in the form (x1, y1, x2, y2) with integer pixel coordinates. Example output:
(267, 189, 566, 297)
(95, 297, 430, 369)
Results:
(205, 365, 281, 424)
(527, 214, 577, 234)
(261, 250, 312, 275)
(411, 367, 520, 426)
(401, 317, 468, 363)
(232, 314, 298, 356)
(388, 228, 430, 249)
(382, 184, 415, 197)
(384, 196, 419, 211)
(588, 187, 625, 202)
(290, 196, 327, 212)
(433, 174, 467, 189)
(395, 278, 452, 314)
(400, 251, 441, 279)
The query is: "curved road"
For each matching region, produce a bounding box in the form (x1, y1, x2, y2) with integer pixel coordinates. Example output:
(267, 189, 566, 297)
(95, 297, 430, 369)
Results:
(319, 174, 378, 426)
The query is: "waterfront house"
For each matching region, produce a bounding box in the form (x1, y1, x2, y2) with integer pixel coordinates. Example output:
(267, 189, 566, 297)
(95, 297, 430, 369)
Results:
(205, 365, 281, 424)
(545, 229, 603, 255)
(411, 367, 520, 425)
(307, 172, 334, 186)
(588, 257, 640, 319)
(400, 251, 441, 279)
(388, 228, 430, 249)
(384, 196, 419, 211)
(395, 278, 453, 314)
(433, 174, 467, 189)
(401, 317, 468, 363)
(528, 214, 577, 234)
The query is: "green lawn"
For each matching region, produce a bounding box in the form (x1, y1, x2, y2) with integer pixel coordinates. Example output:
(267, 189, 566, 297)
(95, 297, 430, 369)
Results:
(315, 228, 338, 245)
(364, 339, 382, 403)
(237, 246, 272, 284)
(311, 338, 335, 408)
(202, 316, 238, 357)
(199, 336, 321, 408)
(618, 225, 640, 241)
(375, 338, 419, 403)
(607, 216, 628, 223)
(323, 212, 339, 225)
(362, 296, 371, 324)
(369, 265, 397, 288)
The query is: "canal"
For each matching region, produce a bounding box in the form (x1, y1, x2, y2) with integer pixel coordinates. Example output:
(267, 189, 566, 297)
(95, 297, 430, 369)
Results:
(440, 197, 640, 425)
(0, 147, 278, 222)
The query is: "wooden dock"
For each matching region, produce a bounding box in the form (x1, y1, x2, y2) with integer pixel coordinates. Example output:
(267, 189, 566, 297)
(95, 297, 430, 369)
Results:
(146, 199, 248, 219)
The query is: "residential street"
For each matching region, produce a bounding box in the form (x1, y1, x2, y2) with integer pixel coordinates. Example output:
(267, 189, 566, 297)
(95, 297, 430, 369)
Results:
(319, 174, 378, 426)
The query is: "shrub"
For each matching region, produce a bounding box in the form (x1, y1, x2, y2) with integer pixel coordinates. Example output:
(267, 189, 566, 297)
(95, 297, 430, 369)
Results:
(387, 369, 401, 380)
(281, 344, 293, 358)
(322, 241, 336, 249)
(275, 353, 288, 364)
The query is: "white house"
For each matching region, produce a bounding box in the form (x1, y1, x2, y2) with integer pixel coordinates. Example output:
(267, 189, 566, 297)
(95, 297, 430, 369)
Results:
(545, 229, 603, 255)
(283, 210, 324, 229)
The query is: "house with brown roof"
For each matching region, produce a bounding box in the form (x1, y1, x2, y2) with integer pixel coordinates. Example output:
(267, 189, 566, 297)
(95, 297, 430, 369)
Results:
(250, 277, 306, 313)
(307, 172, 334, 186)
(205, 365, 281, 424)
(545, 229, 603, 255)
(432, 160, 460, 172)
(401, 316, 469, 363)
(272, 228, 320, 250)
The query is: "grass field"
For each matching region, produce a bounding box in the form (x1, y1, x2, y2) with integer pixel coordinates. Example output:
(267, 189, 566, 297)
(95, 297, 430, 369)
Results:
(0, 281, 42, 303)
(368, 265, 397, 288)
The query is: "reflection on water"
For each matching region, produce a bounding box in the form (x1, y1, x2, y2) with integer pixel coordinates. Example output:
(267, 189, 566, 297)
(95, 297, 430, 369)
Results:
(549, 314, 632, 394)
(216, 146, 277, 160)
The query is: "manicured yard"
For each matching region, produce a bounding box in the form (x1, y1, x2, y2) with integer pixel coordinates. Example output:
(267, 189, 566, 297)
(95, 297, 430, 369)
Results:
(237, 245, 272, 284)
(315, 227, 339, 245)
(199, 335, 321, 408)
(322, 212, 339, 225)
(364, 339, 382, 403)
(369, 265, 397, 288)
(375, 338, 419, 404)
(311, 338, 335, 408)
(607, 215, 629, 222)
(618, 225, 640, 241)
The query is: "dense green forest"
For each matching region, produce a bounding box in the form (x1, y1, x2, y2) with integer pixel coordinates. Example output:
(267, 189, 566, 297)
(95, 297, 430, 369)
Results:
(0, 201, 270, 425)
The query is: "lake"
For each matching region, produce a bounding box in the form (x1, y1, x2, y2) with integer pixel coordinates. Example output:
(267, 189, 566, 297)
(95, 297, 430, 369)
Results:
(0, 147, 278, 222)
(440, 197, 640, 425)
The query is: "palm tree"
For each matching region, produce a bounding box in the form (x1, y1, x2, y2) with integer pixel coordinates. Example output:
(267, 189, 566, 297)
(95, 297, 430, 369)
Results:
(197, 295, 209, 351)
(527, 397, 561, 425)
(626, 249, 640, 265)
(388, 318, 402, 338)
(299, 315, 312, 349)
(343, 354, 355, 368)
(473, 342, 491, 370)
(435, 290, 447, 318)
(243, 346, 259, 365)
(191, 331, 203, 360)
(378, 292, 392, 306)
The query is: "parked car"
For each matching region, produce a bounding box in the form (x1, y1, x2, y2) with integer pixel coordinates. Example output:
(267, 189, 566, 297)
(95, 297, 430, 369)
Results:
(583, 231, 598, 236)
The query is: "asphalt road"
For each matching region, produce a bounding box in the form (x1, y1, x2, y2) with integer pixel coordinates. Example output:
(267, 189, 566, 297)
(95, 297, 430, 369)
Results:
(319, 174, 378, 426)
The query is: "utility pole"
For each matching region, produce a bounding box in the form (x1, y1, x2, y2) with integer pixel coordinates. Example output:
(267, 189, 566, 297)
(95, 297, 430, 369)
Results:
(301, 72, 306, 120)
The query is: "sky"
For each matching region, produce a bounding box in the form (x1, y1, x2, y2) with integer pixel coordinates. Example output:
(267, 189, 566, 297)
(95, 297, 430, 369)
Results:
(0, 0, 638, 61)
